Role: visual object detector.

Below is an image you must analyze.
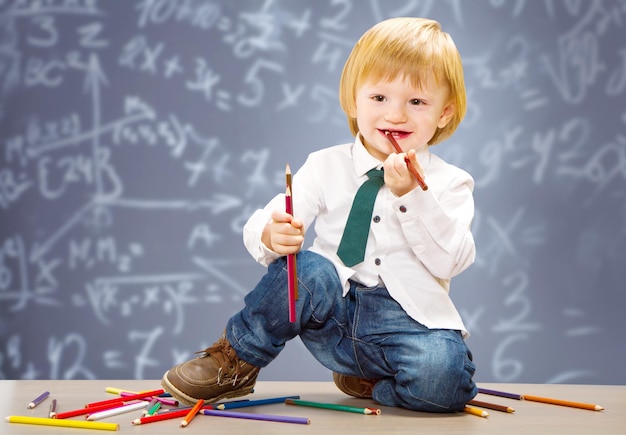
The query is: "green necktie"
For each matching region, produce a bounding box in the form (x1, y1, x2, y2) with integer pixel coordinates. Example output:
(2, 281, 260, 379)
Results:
(337, 168, 384, 267)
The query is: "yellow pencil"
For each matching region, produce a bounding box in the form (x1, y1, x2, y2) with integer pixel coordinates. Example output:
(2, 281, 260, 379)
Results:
(6, 415, 119, 431)
(464, 405, 489, 418)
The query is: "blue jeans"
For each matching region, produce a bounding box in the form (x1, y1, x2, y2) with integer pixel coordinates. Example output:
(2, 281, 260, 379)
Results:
(226, 251, 477, 412)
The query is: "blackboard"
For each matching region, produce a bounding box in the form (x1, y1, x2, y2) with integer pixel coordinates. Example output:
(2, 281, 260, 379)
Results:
(1, 0, 625, 385)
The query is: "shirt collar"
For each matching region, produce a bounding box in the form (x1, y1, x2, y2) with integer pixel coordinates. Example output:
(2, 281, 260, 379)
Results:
(352, 133, 430, 177)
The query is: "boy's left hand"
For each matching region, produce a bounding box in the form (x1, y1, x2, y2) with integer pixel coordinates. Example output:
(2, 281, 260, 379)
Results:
(383, 149, 424, 196)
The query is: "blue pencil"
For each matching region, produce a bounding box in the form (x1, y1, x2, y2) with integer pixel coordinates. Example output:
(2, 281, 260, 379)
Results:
(478, 387, 523, 400)
(216, 395, 300, 410)
(27, 391, 50, 409)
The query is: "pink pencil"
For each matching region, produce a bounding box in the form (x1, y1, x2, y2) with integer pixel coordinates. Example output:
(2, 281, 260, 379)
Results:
(285, 164, 297, 323)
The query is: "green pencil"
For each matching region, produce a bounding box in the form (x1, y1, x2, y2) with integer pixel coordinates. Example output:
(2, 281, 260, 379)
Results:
(285, 399, 381, 415)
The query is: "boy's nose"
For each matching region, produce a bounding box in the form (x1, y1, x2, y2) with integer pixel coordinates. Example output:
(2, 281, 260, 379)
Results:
(385, 105, 407, 122)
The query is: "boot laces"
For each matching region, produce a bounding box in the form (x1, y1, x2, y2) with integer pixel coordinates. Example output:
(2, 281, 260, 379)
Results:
(196, 336, 242, 385)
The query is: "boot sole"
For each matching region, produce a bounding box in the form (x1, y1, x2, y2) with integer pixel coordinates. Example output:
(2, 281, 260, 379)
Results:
(161, 370, 256, 406)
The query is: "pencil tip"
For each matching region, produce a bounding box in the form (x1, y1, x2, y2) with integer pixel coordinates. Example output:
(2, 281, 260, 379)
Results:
(286, 163, 291, 173)
(596, 406, 604, 411)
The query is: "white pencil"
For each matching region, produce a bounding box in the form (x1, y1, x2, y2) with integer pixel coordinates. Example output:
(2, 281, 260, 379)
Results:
(86, 401, 148, 421)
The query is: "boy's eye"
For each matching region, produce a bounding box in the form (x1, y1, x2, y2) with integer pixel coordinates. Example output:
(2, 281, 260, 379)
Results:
(372, 95, 385, 102)
(409, 99, 424, 105)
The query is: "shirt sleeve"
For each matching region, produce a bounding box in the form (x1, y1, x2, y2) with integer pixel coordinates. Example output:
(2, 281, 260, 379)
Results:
(393, 167, 476, 280)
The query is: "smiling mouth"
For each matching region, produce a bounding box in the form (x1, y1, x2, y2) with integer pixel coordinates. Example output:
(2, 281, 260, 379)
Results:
(381, 129, 410, 138)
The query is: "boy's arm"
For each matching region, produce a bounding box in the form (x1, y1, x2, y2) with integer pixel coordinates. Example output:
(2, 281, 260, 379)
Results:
(395, 171, 476, 280)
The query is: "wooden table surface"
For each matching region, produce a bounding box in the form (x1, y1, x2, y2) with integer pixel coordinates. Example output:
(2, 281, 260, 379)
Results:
(1, 380, 623, 434)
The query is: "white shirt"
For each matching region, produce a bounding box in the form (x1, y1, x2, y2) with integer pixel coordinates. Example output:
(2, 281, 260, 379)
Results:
(243, 136, 476, 337)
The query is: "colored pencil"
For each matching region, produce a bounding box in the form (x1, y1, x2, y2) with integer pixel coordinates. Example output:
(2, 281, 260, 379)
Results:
(145, 399, 161, 416)
(522, 394, 603, 411)
(384, 131, 428, 191)
(216, 395, 300, 410)
(6, 415, 119, 431)
(468, 399, 514, 413)
(478, 387, 523, 400)
(106, 389, 178, 406)
(133, 407, 208, 425)
(201, 409, 310, 425)
(181, 398, 204, 427)
(85, 388, 164, 408)
(27, 391, 50, 409)
(464, 405, 489, 418)
(87, 400, 148, 421)
(285, 398, 381, 415)
(120, 390, 178, 406)
(55, 401, 126, 419)
(48, 399, 57, 418)
(285, 163, 298, 323)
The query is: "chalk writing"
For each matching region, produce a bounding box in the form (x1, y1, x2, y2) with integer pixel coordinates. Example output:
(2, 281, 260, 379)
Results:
(0, 1, 624, 385)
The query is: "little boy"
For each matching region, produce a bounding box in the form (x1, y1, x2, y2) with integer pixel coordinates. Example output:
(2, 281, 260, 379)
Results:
(162, 17, 478, 412)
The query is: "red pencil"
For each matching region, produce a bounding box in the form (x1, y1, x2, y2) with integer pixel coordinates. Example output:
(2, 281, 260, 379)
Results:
(55, 401, 126, 419)
(285, 164, 298, 323)
(384, 131, 428, 191)
(85, 389, 164, 408)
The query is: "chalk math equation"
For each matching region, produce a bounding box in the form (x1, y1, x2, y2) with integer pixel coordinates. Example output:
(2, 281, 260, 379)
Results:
(1, 1, 625, 385)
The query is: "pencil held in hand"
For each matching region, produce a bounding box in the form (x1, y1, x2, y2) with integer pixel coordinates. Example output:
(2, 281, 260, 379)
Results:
(384, 131, 428, 191)
(285, 163, 298, 323)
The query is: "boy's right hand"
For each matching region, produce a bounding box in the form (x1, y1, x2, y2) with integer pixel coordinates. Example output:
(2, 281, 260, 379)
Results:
(263, 210, 305, 255)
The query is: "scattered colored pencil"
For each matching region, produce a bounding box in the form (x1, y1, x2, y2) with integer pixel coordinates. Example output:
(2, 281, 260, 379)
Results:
(478, 387, 604, 411)
(6, 415, 119, 431)
(468, 399, 514, 413)
(27, 391, 50, 409)
(120, 390, 178, 406)
(522, 394, 603, 411)
(86, 388, 164, 408)
(145, 399, 161, 416)
(201, 409, 310, 425)
(133, 407, 201, 425)
(216, 395, 300, 410)
(384, 131, 428, 191)
(181, 398, 204, 427)
(285, 163, 298, 323)
(464, 405, 489, 418)
(478, 387, 523, 400)
(285, 398, 380, 415)
(87, 400, 148, 421)
(55, 401, 126, 419)
(48, 399, 57, 418)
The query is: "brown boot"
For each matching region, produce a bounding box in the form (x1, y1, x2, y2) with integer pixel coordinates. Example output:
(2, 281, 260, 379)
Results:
(332, 372, 376, 399)
(161, 333, 259, 405)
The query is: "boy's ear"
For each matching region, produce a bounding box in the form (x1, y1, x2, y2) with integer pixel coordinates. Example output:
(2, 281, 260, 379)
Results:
(437, 102, 455, 128)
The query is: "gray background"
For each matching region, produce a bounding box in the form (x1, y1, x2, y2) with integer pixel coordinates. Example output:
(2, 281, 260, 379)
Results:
(1, 1, 625, 385)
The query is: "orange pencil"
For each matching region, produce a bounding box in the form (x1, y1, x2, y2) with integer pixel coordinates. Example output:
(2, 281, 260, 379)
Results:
(285, 163, 298, 323)
(384, 131, 428, 191)
(181, 399, 204, 428)
(522, 394, 603, 411)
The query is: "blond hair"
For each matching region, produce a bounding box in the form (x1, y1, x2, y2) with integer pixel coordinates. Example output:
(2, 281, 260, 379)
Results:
(339, 17, 466, 145)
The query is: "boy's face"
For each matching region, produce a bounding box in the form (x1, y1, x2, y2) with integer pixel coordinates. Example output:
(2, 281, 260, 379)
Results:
(351, 74, 454, 161)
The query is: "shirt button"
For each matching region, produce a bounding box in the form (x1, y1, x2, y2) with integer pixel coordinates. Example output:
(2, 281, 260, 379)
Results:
(374, 258, 381, 266)
(399, 205, 407, 213)
(373, 215, 381, 223)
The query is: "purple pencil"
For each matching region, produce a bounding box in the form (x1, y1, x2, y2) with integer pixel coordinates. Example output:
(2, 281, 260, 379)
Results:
(478, 387, 523, 400)
(201, 409, 310, 425)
